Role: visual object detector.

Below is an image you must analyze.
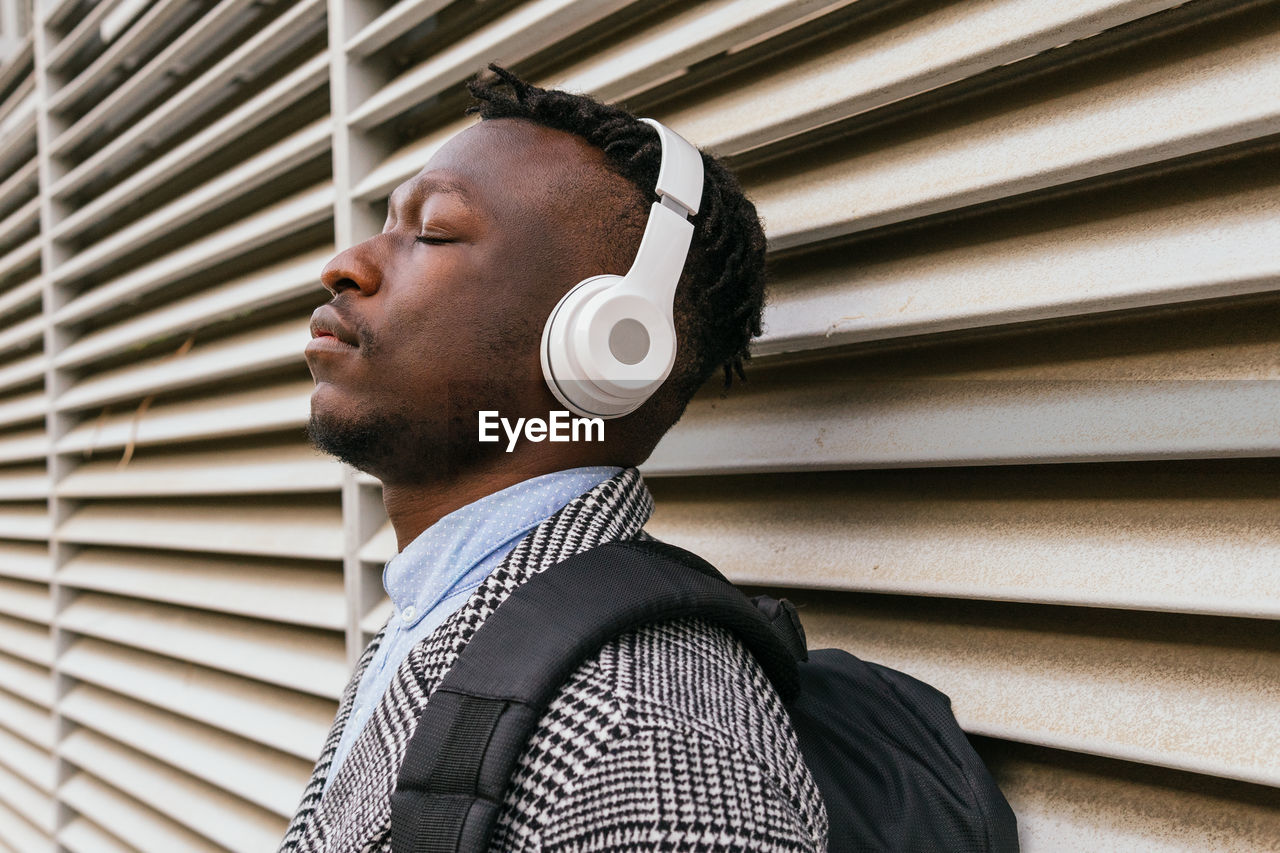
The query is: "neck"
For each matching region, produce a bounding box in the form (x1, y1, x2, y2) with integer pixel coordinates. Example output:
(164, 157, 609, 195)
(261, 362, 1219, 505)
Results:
(380, 451, 603, 552)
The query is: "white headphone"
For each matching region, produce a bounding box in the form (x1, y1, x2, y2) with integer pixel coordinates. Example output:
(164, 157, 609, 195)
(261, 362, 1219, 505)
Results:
(540, 118, 704, 419)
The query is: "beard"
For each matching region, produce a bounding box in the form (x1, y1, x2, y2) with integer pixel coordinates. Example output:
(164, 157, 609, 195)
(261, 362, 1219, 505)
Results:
(305, 381, 522, 484)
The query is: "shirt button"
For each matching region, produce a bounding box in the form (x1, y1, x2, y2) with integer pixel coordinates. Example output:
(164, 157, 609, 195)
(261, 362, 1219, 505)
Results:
(401, 606, 416, 622)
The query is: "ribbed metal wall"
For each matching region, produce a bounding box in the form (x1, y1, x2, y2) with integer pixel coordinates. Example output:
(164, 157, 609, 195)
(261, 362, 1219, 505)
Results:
(0, 0, 1276, 850)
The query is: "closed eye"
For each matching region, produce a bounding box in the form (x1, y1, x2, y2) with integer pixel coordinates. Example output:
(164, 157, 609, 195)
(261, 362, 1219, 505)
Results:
(415, 235, 453, 245)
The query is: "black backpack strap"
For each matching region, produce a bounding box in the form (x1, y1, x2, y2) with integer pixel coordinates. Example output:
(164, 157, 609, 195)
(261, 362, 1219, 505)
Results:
(389, 539, 798, 853)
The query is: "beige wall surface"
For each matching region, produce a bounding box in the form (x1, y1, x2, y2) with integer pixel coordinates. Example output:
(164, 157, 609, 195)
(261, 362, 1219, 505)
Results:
(0, 0, 1276, 849)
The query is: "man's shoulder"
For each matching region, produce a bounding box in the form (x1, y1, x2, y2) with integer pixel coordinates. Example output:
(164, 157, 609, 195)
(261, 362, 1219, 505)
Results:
(491, 612, 829, 852)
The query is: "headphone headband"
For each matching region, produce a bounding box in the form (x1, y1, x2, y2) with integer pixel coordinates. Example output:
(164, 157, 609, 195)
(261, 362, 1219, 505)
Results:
(540, 118, 704, 419)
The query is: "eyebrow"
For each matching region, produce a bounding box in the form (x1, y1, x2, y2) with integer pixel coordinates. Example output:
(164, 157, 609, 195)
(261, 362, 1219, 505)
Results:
(388, 176, 471, 216)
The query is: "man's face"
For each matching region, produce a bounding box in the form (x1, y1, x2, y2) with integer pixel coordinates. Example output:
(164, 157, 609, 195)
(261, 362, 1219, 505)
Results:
(304, 119, 626, 483)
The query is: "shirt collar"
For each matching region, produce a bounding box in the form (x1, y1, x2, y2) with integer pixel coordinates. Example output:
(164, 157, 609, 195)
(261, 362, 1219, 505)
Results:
(382, 466, 623, 625)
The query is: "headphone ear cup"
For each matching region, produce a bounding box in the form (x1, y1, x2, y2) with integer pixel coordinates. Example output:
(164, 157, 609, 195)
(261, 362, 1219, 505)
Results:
(541, 275, 676, 419)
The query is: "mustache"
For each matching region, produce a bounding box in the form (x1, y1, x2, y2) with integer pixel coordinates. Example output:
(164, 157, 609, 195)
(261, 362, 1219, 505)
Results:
(328, 298, 377, 353)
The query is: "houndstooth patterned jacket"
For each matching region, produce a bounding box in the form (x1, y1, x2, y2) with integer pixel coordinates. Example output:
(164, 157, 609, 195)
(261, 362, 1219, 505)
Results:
(278, 467, 828, 852)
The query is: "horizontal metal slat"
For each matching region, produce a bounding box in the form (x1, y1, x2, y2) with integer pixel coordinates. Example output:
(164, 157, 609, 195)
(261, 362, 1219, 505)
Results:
(53, 182, 333, 320)
(0, 198, 37, 255)
(59, 729, 285, 852)
(0, 762, 52, 835)
(58, 772, 220, 853)
(0, 389, 46, 430)
(54, 249, 322, 372)
(0, 724, 53, 793)
(796, 594, 1280, 787)
(0, 73, 33, 134)
(645, 377, 1280, 475)
(58, 317, 309, 413)
(0, 504, 50, 541)
(0, 312, 42, 355)
(0, 277, 42, 325)
(58, 443, 342, 498)
(51, 0, 197, 106)
(987, 741, 1280, 851)
(0, 354, 45, 398)
(60, 637, 333, 760)
(646, 464, 1280, 619)
(0, 689, 52, 751)
(50, 0, 290, 157)
(0, 799, 51, 853)
(0, 95, 34, 172)
(665, 0, 1185, 157)
(58, 499, 344, 560)
(51, 51, 329, 213)
(53, 0, 326, 202)
(55, 378, 311, 454)
(0, 542, 50, 583)
(58, 546, 345, 629)
(0, 36, 33, 97)
(52, 120, 331, 285)
(0, 653, 51, 708)
(0, 612, 49, 666)
(360, 520, 395, 564)
(0, 236, 40, 287)
(58, 594, 347, 698)
(0, 581, 51, 627)
(0, 429, 50, 465)
(60, 683, 311, 816)
(361, 597, 392, 636)
(757, 171, 1280, 355)
(44, 0, 137, 74)
(58, 816, 134, 853)
(346, 0, 454, 57)
(0, 467, 48, 501)
(346, 0, 633, 130)
(0, 161, 37, 224)
(748, 11, 1280, 250)
(547, 0, 855, 103)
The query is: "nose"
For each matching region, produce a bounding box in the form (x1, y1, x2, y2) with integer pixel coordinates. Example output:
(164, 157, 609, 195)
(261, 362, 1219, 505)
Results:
(320, 237, 384, 296)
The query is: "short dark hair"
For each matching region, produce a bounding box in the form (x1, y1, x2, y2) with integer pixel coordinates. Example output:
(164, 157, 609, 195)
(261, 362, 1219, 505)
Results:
(466, 65, 768, 421)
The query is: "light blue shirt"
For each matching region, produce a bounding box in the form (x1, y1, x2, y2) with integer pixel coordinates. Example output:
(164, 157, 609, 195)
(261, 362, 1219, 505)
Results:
(323, 465, 622, 792)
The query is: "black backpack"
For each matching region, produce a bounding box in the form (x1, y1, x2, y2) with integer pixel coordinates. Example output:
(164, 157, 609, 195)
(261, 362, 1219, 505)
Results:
(390, 540, 1019, 852)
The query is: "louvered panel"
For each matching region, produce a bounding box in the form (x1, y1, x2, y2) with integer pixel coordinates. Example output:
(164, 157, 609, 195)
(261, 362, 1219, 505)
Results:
(43, 0, 154, 76)
(647, 463, 1280, 619)
(345, 0, 453, 56)
(57, 318, 310, 414)
(347, 0, 634, 130)
(0, 689, 53, 752)
(743, 7, 1280, 250)
(56, 247, 329, 371)
(0, 614, 50, 668)
(0, 542, 49, 583)
(790, 592, 1279, 787)
(0, 198, 37, 252)
(646, 374, 1280, 474)
(0, 802, 52, 853)
(0, 653, 51, 709)
(50, 51, 330, 211)
(665, 0, 1187, 157)
(49, 0, 326, 161)
(0, 582, 52, 629)
(0, 73, 32, 133)
(0, 503, 50, 540)
(360, 519, 396, 565)
(361, 598, 393, 636)
(0, 311, 42, 353)
(985, 742, 1280, 852)
(757, 159, 1280, 355)
(59, 728, 285, 851)
(52, 120, 330, 284)
(0, 388, 46, 429)
(58, 498, 344, 560)
(0, 353, 45, 397)
(60, 683, 311, 816)
(0, 465, 47, 500)
(0, 762, 52, 838)
(59, 444, 342, 498)
(59, 773, 220, 853)
(0, 36, 33, 97)
(0, 723, 54, 793)
(0, 428, 49, 464)
(59, 815, 135, 853)
(55, 379, 311, 455)
(0, 97, 33, 176)
(58, 594, 347, 699)
(58, 546, 345, 629)
(0, 237, 38, 286)
(52, 182, 332, 315)
(60, 638, 333, 760)
(0, 161, 36, 229)
(49, 0, 327, 206)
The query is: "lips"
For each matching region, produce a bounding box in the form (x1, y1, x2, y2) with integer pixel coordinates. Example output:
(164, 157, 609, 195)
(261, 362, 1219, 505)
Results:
(309, 304, 359, 347)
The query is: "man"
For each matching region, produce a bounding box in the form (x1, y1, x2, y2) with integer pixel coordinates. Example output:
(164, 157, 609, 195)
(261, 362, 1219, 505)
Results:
(281, 65, 828, 852)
